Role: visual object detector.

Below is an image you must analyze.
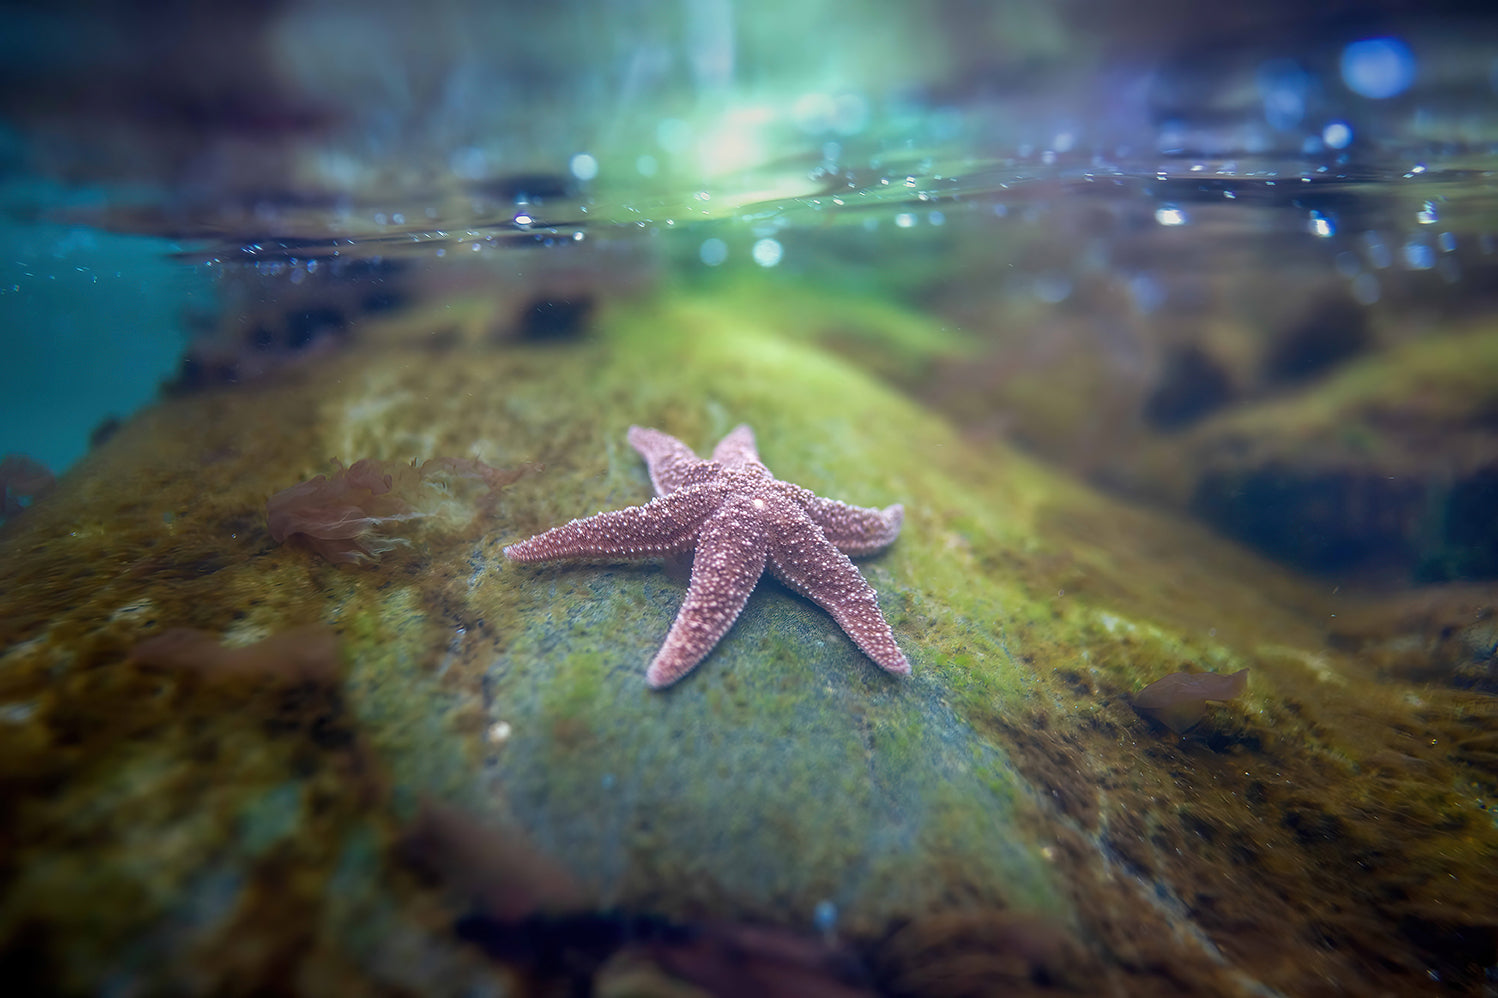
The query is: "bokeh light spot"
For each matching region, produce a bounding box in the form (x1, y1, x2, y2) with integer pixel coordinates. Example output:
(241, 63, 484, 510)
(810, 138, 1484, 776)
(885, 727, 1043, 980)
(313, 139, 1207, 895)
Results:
(1322, 121, 1353, 149)
(751, 238, 782, 267)
(1155, 206, 1188, 227)
(569, 153, 598, 181)
(698, 238, 728, 267)
(1341, 37, 1416, 99)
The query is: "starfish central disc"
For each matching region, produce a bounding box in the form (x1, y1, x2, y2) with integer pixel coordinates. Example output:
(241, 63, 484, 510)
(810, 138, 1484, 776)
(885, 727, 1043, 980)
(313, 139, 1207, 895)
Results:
(504, 424, 910, 688)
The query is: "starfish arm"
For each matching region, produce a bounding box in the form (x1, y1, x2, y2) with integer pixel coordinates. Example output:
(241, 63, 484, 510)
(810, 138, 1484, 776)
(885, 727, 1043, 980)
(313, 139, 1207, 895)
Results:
(504, 488, 717, 562)
(710, 424, 771, 474)
(767, 520, 910, 676)
(628, 426, 706, 496)
(804, 498, 904, 556)
(646, 505, 769, 688)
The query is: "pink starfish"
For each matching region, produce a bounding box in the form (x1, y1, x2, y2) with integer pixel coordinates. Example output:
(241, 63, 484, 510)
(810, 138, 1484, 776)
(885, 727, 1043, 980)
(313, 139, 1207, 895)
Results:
(504, 425, 910, 688)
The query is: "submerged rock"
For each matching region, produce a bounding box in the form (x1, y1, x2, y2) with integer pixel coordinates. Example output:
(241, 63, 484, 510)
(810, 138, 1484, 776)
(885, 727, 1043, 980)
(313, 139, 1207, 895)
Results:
(1159, 320, 1498, 582)
(0, 288, 1495, 995)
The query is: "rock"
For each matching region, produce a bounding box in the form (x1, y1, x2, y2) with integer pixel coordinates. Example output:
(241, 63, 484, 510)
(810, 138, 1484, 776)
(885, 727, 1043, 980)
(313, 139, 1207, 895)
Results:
(1159, 322, 1498, 581)
(1, 290, 1495, 995)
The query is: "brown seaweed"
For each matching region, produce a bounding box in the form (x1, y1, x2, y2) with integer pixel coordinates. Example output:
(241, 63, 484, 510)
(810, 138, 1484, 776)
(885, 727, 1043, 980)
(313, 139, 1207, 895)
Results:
(400, 798, 587, 922)
(266, 456, 533, 564)
(129, 625, 342, 685)
(1132, 668, 1249, 733)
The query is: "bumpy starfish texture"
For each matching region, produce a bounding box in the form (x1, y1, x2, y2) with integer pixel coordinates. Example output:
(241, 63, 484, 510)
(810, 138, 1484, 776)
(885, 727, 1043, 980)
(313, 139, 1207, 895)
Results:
(504, 424, 910, 688)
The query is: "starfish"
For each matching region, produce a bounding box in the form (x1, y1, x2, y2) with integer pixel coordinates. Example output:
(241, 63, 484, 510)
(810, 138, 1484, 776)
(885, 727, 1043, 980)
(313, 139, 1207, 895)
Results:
(504, 425, 910, 688)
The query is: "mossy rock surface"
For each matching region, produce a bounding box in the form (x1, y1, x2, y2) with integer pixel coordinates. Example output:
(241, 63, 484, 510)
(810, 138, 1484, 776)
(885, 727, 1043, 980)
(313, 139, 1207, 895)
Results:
(1133, 320, 1498, 580)
(1, 289, 1496, 995)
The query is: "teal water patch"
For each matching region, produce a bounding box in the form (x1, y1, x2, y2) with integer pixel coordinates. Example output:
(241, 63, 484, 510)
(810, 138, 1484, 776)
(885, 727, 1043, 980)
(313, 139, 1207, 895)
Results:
(0, 183, 211, 473)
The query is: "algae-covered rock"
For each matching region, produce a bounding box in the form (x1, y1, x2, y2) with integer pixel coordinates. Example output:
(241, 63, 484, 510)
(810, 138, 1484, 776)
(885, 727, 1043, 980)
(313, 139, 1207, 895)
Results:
(1, 286, 1496, 995)
(1139, 320, 1498, 581)
(915, 240, 1498, 586)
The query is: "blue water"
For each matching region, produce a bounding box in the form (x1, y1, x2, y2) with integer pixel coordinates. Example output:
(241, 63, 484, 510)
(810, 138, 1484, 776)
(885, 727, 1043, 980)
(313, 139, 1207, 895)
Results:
(0, 182, 209, 471)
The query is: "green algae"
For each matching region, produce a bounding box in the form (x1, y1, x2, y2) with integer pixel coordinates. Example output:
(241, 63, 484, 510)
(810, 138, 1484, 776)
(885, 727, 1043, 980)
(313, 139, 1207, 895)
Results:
(1126, 319, 1498, 512)
(1199, 320, 1498, 450)
(2, 286, 1497, 994)
(288, 294, 1434, 919)
(291, 292, 1346, 938)
(665, 277, 977, 385)
(237, 291, 1096, 927)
